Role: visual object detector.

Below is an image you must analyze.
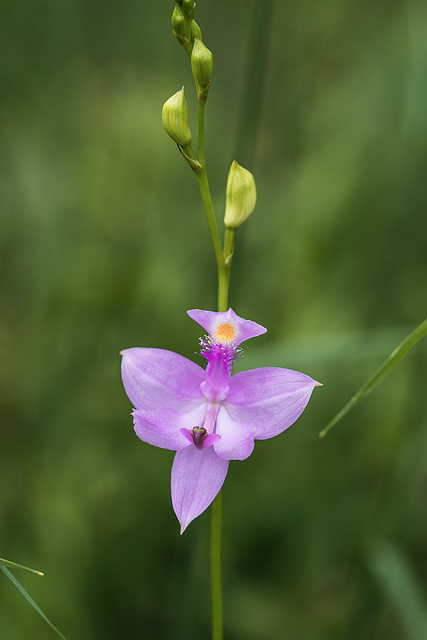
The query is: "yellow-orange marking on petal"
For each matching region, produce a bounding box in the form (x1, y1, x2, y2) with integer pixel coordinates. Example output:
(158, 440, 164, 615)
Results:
(214, 322, 236, 342)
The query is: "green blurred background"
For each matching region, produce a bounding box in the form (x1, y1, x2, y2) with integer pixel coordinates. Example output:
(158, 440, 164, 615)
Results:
(1, 0, 427, 638)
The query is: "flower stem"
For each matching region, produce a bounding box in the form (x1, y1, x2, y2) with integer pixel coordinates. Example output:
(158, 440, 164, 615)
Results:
(194, 99, 228, 313)
(195, 166, 224, 284)
(210, 491, 223, 640)
(194, 95, 227, 640)
(221, 227, 235, 308)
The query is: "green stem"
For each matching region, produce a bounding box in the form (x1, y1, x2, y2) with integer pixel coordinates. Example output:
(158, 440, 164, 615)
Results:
(195, 166, 224, 277)
(194, 95, 228, 640)
(210, 491, 223, 640)
(194, 99, 227, 312)
(198, 97, 207, 167)
(217, 269, 230, 313)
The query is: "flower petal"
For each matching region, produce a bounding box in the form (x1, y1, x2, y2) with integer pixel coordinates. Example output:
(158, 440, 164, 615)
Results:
(225, 367, 319, 439)
(121, 347, 204, 410)
(213, 406, 256, 460)
(171, 446, 229, 533)
(187, 308, 266, 347)
(133, 403, 206, 450)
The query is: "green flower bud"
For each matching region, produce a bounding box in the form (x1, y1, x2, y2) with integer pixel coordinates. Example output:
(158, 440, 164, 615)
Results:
(162, 88, 192, 147)
(191, 39, 213, 89)
(224, 161, 257, 229)
(172, 5, 191, 47)
(191, 20, 202, 43)
(180, 0, 195, 18)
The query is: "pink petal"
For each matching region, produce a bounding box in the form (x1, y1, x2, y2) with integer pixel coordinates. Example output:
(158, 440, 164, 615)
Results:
(187, 308, 266, 347)
(225, 367, 319, 440)
(171, 446, 229, 533)
(133, 403, 206, 450)
(213, 406, 256, 460)
(121, 348, 205, 410)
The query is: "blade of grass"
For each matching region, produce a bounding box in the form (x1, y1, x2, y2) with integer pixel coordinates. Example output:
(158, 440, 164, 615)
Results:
(320, 316, 427, 437)
(0, 565, 67, 640)
(0, 557, 44, 576)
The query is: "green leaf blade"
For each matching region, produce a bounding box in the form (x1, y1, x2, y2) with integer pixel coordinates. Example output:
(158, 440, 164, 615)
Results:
(320, 317, 427, 437)
(0, 557, 44, 576)
(0, 566, 67, 640)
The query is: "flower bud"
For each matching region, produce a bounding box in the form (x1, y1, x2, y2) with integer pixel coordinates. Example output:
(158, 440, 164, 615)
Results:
(224, 161, 257, 229)
(191, 39, 213, 88)
(191, 20, 202, 44)
(161, 88, 192, 147)
(180, 0, 195, 18)
(172, 5, 188, 43)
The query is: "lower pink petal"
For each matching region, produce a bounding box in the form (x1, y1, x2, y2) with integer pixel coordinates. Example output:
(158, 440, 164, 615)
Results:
(171, 446, 229, 533)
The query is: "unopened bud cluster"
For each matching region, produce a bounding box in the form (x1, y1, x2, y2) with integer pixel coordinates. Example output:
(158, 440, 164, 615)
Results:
(172, 1, 198, 55)
(171, 1, 213, 97)
(164, 0, 257, 236)
(163, 2, 215, 156)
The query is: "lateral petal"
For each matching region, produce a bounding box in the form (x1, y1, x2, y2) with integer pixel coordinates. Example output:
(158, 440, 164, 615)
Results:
(171, 446, 229, 533)
(213, 406, 256, 460)
(133, 403, 206, 450)
(121, 347, 205, 410)
(225, 367, 319, 440)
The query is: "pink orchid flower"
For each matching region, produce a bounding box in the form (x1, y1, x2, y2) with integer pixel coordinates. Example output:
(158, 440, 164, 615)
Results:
(121, 309, 320, 532)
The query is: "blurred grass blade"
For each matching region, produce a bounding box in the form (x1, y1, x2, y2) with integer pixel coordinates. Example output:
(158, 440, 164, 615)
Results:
(366, 540, 427, 640)
(320, 317, 427, 437)
(0, 566, 67, 640)
(0, 557, 44, 576)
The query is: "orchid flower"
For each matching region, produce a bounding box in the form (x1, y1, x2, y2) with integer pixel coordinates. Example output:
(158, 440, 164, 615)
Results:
(121, 308, 320, 532)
